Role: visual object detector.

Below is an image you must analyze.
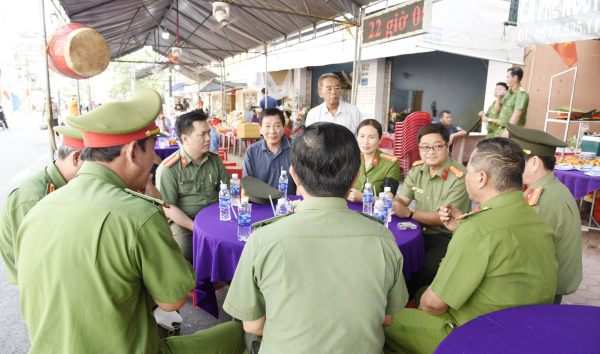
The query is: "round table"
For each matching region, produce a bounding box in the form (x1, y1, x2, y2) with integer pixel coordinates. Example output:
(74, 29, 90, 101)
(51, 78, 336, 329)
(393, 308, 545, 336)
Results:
(192, 196, 426, 319)
(434, 305, 600, 354)
(154, 141, 179, 160)
(554, 169, 600, 200)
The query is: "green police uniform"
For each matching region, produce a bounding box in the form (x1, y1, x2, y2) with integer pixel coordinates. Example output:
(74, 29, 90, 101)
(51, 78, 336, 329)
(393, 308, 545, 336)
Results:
(384, 191, 558, 354)
(484, 100, 500, 138)
(507, 122, 583, 304)
(354, 149, 401, 195)
(224, 197, 409, 354)
(156, 147, 230, 263)
(399, 157, 471, 290)
(494, 83, 529, 137)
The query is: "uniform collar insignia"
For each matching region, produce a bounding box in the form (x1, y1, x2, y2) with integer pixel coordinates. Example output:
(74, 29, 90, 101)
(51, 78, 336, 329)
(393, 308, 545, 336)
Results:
(442, 168, 448, 180)
(456, 206, 491, 221)
(181, 155, 189, 167)
(373, 156, 379, 166)
(45, 182, 56, 196)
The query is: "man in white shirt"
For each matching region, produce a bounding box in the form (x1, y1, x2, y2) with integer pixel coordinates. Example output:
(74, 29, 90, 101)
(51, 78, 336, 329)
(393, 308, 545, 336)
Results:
(306, 73, 364, 134)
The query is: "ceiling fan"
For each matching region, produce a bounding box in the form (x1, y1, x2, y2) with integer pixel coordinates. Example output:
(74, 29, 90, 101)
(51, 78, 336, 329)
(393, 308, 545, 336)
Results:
(209, 2, 239, 32)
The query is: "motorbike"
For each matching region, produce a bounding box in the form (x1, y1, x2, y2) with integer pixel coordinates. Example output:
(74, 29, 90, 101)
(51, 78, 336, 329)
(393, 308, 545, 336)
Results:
(0, 106, 8, 130)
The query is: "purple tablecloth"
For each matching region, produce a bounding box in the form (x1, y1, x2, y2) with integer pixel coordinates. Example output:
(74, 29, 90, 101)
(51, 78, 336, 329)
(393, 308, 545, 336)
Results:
(154, 141, 179, 160)
(192, 196, 426, 319)
(554, 169, 600, 200)
(434, 305, 599, 354)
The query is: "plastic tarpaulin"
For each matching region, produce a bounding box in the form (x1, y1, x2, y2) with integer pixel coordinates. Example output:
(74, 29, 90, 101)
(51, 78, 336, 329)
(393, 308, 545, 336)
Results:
(246, 70, 292, 100)
(198, 79, 246, 93)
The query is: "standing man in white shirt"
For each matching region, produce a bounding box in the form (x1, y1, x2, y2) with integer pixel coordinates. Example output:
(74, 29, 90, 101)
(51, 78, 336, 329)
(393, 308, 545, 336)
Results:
(306, 73, 364, 134)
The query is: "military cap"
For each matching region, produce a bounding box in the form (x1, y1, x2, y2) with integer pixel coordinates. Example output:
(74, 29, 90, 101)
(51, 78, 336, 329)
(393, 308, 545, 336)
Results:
(241, 176, 283, 205)
(507, 123, 567, 157)
(65, 89, 167, 148)
(53, 125, 84, 149)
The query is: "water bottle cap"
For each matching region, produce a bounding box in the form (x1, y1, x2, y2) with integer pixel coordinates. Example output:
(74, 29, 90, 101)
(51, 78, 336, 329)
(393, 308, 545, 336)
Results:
(232, 173, 238, 178)
(220, 184, 227, 190)
(241, 197, 249, 203)
(365, 183, 371, 188)
(384, 187, 391, 192)
(277, 198, 287, 204)
(379, 192, 386, 197)
(282, 170, 287, 175)
(375, 199, 383, 205)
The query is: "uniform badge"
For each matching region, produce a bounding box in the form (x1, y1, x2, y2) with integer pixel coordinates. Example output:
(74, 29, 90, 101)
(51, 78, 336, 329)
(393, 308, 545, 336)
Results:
(442, 169, 448, 181)
(45, 183, 56, 195)
(456, 206, 491, 221)
(412, 186, 425, 194)
(181, 156, 189, 167)
(525, 187, 542, 206)
(381, 154, 398, 163)
(163, 154, 180, 168)
(412, 160, 424, 167)
(373, 156, 379, 166)
(449, 166, 464, 179)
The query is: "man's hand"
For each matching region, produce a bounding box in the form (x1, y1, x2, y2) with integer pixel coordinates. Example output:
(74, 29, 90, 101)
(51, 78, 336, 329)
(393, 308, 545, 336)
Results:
(478, 111, 485, 118)
(498, 87, 507, 99)
(439, 203, 462, 232)
(143, 174, 163, 200)
(449, 135, 455, 146)
(347, 188, 364, 202)
(392, 199, 411, 218)
(156, 113, 164, 122)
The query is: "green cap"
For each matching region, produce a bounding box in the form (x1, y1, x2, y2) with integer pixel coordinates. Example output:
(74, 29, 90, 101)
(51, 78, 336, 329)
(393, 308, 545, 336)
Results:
(65, 89, 166, 148)
(506, 123, 567, 157)
(53, 125, 85, 149)
(241, 176, 283, 205)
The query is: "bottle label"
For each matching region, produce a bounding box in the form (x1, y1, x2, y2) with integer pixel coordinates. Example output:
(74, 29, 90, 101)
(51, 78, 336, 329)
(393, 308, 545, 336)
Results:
(230, 186, 240, 196)
(219, 197, 231, 208)
(387, 199, 393, 209)
(364, 194, 373, 204)
(238, 214, 251, 226)
(374, 209, 386, 221)
(279, 182, 288, 191)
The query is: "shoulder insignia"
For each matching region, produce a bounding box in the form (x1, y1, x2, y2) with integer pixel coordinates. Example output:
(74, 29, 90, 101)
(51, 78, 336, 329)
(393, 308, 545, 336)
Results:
(181, 155, 189, 167)
(449, 166, 465, 179)
(520, 87, 525, 92)
(251, 213, 293, 229)
(456, 206, 491, 221)
(442, 169, 448, 181)
(525, 187, 542, 206)
(413, 160, 424, 167)
(373, 156, 379, 166)
(45, 183, 56, 196)
(380, 153, 398, 162)
(163, 154, 180, 168)
(123, 189, 170, 209)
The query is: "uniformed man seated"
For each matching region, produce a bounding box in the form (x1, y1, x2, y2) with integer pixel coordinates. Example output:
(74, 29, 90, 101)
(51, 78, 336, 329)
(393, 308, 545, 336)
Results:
(157, 110, 229, 263)
(391, 123, 471, 295)
(384, 138, 558, 354)
(243, 107, 296, 195)
(507, 123, 583, 304)
(224, 122, 409, 354)
(0, 126, 84, 285)
(16, 89, 244, 354)
(348, 119, 400, 202)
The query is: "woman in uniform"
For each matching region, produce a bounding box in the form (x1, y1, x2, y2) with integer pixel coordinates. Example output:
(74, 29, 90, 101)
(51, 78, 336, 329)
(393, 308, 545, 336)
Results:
(347, 119, 401, 202)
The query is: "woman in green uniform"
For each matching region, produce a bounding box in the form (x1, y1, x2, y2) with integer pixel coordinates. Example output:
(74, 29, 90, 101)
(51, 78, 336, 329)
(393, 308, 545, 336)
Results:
(348, 119, 401, 202)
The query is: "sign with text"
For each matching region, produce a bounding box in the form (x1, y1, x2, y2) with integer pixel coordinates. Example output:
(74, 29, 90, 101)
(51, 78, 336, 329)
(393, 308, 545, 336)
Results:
(517, 0, 600, 46)
(362, 0, 432, 47)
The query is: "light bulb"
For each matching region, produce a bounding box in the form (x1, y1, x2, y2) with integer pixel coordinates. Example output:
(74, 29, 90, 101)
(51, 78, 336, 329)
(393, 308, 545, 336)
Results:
(162, 31, 170, 39)
(174, 65, 180, 70)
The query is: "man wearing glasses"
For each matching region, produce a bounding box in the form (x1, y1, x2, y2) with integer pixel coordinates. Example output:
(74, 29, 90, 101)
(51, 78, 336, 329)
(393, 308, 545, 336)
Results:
(305, 73, 363, 134)
(392, 123, 471, 297)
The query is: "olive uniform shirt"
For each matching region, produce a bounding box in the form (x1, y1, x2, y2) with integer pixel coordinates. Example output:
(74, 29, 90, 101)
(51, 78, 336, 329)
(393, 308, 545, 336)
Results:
(495, 84, 529, 136)
(354, 149, 401, 195)
(484, 100, 500, 138)
(399, 157, 471, 236)
(524, 172, 583, 296)
(0, 162, 66, 285)
(157, 148, 230, 219)
(224, 197, 408, 354)
(16, 162, 196, 354)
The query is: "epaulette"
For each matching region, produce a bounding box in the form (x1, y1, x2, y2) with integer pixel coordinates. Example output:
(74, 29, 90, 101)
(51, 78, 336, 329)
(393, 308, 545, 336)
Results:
(251, 213, 293, 229)
(520, 87, 525, 92)
(456, 206, 491, 221)
(45, 183, 56, 196)
(123, 188, 170, 209)
(412, 160, 424, 167)
(449, 166, 465, 179)
(380, 153, 398, 163)
(163, 154, 180, 168)
(525, 187, 542, 206)
(209, 150, 219, 155)
(355, 211, 385, 225)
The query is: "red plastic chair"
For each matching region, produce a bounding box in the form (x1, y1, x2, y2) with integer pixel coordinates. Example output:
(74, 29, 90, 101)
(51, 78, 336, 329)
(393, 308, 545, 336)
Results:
(226, 166, 243, 177)
(219, 148, 228, 161)
(284, 128, 291, 138)
(222, 161, 237, 167)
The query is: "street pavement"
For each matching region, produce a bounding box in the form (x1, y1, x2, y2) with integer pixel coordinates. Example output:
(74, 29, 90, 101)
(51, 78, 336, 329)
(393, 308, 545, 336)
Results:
(0, 112, 232, 353)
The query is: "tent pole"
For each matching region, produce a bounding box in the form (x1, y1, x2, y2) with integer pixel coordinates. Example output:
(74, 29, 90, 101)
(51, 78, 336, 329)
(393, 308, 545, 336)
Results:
(76, 80, 81, 114)
(222, 61, 225, 118)
(169, 66, 173, 97)
(351, 8, 362, 105)
(38, 0, 57, 157)
(351, 9, 363, 106)
(264, 43, 268, 108)
(87, 79, 92, 110)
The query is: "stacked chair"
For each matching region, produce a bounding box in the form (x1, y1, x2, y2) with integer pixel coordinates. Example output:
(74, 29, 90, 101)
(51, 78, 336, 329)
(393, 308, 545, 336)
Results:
(394, 112, 431, 177)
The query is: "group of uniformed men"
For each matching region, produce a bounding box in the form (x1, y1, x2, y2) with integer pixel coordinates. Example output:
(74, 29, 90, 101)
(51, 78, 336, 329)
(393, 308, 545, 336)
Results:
(0, 82, 584, 354)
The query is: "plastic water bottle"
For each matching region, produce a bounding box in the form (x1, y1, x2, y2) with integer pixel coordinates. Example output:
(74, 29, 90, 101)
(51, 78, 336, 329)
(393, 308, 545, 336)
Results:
(379, 192, 388, 219)
(278, 171, 288, 199)
(170, 127, 177, 140)
(374, 199, 388, 227)
(230, 174, 240, 206)
(219, 184, 231, 221)
(363, 183, 373, 215)
(275, 198, 288, 216)
(384, 187, 394, 223)
(237, 197, 252, 242)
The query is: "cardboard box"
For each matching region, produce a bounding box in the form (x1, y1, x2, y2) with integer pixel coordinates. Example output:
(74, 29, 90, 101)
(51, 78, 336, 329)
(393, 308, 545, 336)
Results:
(237, 123, 261, 138)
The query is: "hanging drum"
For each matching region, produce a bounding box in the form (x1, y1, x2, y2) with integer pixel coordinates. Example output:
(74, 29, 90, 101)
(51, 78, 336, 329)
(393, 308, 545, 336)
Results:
(47, 24, 110, 80)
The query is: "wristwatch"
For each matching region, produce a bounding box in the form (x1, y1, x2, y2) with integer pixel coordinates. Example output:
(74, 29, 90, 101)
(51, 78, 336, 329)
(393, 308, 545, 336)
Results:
(408, 208, 415, 219)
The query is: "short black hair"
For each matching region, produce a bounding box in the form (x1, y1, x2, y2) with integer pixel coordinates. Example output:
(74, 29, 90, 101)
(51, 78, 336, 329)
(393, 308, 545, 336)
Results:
(417, 123, 450, 144)
(507, 67, 524, 81)
(261, 88, 266, 94)
(356, 119, 383, 138)
(81, 138, 148, 163)
(283, 110, 292, 119)
(470, 138, 525, 192)
(176, 110, 209, 141)
(525, 154, 556, 172)
(259, 108, 285, 126)
(291, 122, 360, 198)
(439, 110, 451, 119)
(496, 82, 509, 90)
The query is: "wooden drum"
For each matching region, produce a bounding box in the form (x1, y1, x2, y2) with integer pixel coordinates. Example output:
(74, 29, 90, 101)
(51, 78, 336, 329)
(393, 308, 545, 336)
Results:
(47, 24, 110, 80)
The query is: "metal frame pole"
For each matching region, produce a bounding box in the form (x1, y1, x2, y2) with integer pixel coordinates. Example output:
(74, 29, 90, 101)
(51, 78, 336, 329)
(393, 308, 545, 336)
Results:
(351, 8, 363, 105)
(169, 65, 173, 97)
(76, 80, 81, 114)
(264, 43, 269, 108)
(87, 79, 92, 110)
(39, 0, 57, 157)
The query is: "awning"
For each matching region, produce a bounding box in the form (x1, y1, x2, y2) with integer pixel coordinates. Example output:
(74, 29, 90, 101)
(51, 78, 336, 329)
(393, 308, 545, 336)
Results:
(136, 62, 218, 82)
(198, 79, 247, 93)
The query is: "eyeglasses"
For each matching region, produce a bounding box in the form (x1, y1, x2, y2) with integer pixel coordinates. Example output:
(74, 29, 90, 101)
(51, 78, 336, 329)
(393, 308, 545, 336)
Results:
(418, 144, 447, 152)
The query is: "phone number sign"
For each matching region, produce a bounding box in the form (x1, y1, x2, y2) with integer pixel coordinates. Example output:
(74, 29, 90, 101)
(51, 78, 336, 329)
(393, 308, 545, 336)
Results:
(362, 0, 432, 47)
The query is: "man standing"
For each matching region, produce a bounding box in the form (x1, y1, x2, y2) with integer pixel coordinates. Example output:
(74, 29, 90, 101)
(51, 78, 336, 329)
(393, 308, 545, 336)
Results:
(157, 110, 229, 263)
(384, 138, 558, 354)
(16, 89, 244, 354)
(438, 110, 466, 149)
(258, 88, 278, 113)
(1, 126, 84, 285)
(480, 82, 508, 138)
(507, 123, 583, 304)
(494, 67, 529, 137)
(392, 123, 470, 294)
(305, 73, 363, 134)
(68, 95, 79, 116)
(225, 122, 408, 353)
(243, 108, 296, 195)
